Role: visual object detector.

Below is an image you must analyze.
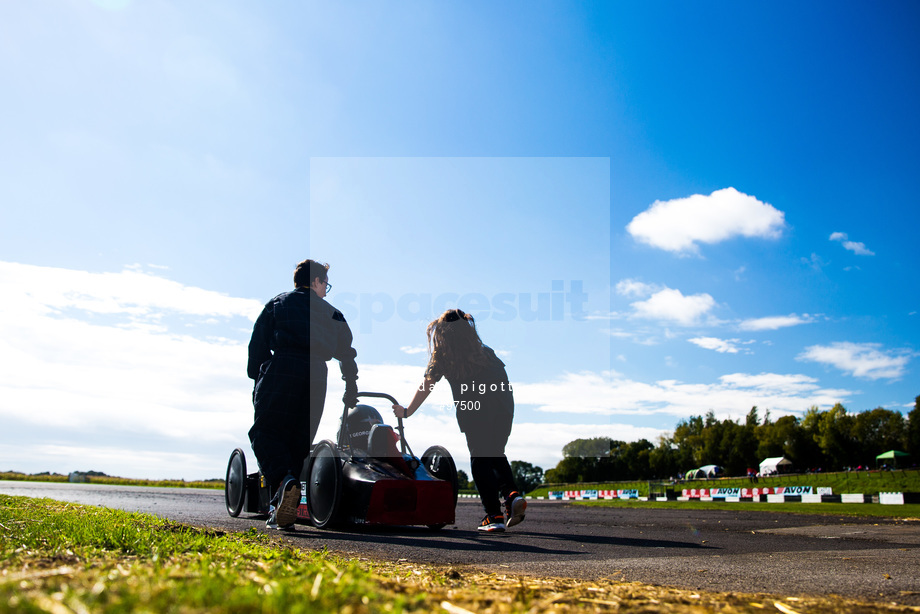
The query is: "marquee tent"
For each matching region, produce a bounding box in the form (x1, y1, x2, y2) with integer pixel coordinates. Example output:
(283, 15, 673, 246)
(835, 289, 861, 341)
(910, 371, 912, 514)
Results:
(759, 456, 792, 475)
(876, 450, 911, 468)
(699, 464, 723, 478)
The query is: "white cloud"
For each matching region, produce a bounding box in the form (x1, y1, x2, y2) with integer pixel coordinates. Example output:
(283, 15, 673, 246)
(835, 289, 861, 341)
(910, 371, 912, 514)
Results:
(718, 372, 821, 393)
(739, 314, 813, 331)
(689, 337, 748, 354)
(614, 280, 717, 327)
(615, 278, 658, 298)
(798, 342, 912, 380)
(0, 261, 263, 323)
(512, 370, 851, 422)
(631, 288, 716, 326)
(626, 187, 785, 254)
(0, 261, 864, 479)
(830, 232, 875, 256)
(0, 262, 265, 478)
(399, 345, 428, 355)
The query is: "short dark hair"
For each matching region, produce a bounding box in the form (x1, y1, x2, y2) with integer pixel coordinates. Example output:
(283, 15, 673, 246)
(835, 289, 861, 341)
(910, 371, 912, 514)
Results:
(294, 259, 329, 288)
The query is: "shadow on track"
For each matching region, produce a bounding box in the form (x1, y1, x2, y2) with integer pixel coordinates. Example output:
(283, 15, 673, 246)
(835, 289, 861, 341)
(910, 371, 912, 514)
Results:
(281, 523, 712, 556)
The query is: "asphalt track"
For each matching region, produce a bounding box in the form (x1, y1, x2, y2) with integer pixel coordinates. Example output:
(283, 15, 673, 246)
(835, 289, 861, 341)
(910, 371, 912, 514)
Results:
(3, 481, 920, 605)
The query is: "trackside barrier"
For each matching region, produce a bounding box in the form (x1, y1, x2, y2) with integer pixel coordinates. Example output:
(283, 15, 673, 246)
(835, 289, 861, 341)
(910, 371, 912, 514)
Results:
(541, 489, 915, 504)
(879, 492, 920, 504)
(546, 489, 641, 500)
(682, 485, 847, 503)
(880, 492, 904, 505)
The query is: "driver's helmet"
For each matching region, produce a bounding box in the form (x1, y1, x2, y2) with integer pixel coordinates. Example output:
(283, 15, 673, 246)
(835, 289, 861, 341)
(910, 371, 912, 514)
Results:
(340, 404, 384, 452)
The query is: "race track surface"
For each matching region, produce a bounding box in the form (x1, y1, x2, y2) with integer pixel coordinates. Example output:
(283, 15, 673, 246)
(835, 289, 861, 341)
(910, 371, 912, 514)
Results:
(3, 481, 919, 605)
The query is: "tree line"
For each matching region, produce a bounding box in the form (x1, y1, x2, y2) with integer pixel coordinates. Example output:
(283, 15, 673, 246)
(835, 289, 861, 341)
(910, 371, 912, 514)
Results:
(543, 395, 920, 484)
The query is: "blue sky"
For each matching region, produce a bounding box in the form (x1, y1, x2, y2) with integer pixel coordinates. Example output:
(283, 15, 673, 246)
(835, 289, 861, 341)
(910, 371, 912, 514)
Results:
(1, 1, 917, 479)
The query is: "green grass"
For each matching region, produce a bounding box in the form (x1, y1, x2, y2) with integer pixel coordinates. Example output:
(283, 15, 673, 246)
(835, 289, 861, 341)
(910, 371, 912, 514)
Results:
(0, 494, 415, 613)
(529, 467, 920, 499)
(2, 495, 915, 613)
(0, 471, 222, 490)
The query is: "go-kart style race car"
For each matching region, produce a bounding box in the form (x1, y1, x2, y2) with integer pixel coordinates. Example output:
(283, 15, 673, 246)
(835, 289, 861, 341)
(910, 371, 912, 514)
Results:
(224, 392, 459, 530)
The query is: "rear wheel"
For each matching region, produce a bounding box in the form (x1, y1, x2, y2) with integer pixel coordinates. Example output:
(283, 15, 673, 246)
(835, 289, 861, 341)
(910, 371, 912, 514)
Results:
(306, 440, 343, 529)
(225, 448, 247, 517)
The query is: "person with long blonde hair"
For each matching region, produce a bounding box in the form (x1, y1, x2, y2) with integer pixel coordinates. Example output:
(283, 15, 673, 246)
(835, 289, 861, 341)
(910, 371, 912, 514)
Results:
(394, 308, 525, 532)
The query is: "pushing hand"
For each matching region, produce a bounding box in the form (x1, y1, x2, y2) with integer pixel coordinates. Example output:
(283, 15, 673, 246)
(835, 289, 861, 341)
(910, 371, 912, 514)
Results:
(393, 404, 409, 419)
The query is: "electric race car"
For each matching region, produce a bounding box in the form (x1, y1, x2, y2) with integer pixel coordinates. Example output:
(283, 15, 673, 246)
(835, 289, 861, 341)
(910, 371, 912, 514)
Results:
(224, 392, 459, 530)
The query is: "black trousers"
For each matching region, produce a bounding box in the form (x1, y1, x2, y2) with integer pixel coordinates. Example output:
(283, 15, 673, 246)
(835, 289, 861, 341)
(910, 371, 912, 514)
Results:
(249, 355, 327, 491)
(464, 410, 518, 517)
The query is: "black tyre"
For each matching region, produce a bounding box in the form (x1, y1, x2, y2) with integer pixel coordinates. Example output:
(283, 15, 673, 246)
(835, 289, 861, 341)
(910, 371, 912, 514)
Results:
(225, 448, 247, 518)
(421, 445, 459, 506)
(422, 445, 458, 530)
(306, 440, 343, 529)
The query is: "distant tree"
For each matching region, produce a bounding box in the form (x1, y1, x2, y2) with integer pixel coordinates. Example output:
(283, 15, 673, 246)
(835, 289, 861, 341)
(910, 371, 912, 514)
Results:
(804, 403, 856, 470)
(649, 436, 679, 479)
(456, 469, 472, 491)
(544, 456, 598, 484)
(562, 437, 613, 458)
(852, 407, 907, 463)
(672, 415, 706, 468)
(726, 418, 759, 476)
(621, 439, 654, 480)
(906, 395, 920, 460)
(699, 414, 725, 466)
(746, 406, 759, 428)
(757, 415, 799, 460)
(510, 461, 544, 492)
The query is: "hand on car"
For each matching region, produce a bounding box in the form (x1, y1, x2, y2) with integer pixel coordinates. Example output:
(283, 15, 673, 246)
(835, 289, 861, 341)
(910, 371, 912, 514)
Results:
(343, 383, 359, 408)
(393, 404, 410, 419)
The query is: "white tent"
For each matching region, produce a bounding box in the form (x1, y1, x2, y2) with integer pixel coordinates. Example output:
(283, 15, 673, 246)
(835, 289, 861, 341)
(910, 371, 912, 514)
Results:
(759, 456, 792, 475)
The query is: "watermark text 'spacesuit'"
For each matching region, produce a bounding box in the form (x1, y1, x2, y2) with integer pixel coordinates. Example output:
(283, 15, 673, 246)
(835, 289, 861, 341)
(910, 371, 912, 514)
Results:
(337, 281, 589, 333)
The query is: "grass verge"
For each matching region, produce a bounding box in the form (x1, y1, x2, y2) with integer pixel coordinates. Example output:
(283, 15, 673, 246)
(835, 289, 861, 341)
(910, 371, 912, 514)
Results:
(2, 494, 917, 613)
(0, 472, 222, 490)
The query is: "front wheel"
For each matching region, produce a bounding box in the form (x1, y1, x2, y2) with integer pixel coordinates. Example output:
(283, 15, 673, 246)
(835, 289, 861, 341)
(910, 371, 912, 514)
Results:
(306, 440, 343, 529)
(225, 448, 247, 517)
(421, 445, 459, 506)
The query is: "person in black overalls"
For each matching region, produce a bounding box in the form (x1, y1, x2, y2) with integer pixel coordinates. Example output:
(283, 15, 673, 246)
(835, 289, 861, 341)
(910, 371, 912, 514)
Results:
(393, 308, 526, 532)
(248, 259, 359, 529)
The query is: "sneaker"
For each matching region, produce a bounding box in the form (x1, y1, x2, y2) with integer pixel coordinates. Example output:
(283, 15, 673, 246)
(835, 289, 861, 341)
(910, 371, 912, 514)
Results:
(477, 514, 505, 532)
(266, 476, 299, 530)
(505, 491, 527, 528)
(265, 505, 295, 530)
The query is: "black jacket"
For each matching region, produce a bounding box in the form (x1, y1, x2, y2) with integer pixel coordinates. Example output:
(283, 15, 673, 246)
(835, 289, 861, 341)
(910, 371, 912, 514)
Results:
(247, 288, 358, 384)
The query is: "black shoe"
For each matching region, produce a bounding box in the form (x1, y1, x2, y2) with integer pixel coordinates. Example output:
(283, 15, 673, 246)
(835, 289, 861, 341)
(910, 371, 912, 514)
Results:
(477, 514, 506, 532)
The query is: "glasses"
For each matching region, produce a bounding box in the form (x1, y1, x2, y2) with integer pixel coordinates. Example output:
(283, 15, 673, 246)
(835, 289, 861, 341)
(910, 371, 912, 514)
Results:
(324, 281, 332, 293)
